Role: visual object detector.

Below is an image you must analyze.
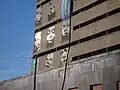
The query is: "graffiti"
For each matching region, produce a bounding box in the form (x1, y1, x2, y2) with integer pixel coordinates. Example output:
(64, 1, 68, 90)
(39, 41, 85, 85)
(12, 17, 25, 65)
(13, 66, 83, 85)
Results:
(35, 6, 43, 26)
(45, 53, 54, 68)
(48, 1, 56, 21)
(47, 26, 55, 47)
(60, 48, 69, 64)
(61, 19, 70, 42)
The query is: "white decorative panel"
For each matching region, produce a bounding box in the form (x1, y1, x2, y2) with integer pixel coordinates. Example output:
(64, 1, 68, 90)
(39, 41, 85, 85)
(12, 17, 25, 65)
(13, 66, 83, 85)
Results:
(34, 32, 41, 53)
(60, 48, 69, 64)
(48, 1, 56, 21)
(47, 26, 55, 47)
(35, 6, 43, 26)
(45, 53, 54, 68)
(61, 19, 70, 42)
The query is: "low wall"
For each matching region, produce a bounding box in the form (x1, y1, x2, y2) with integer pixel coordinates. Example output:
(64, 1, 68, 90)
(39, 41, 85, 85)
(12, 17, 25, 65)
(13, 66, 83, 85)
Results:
(0, 50, 120, 90)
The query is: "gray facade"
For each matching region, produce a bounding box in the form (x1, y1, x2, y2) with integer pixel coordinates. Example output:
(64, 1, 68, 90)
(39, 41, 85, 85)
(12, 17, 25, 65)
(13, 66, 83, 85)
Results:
(33, 0, 120, 72)
(0, 0, 120, 90)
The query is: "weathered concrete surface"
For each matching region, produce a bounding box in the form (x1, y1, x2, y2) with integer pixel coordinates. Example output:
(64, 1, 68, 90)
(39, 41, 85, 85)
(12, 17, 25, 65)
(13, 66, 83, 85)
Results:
(0, 50, 120, 90)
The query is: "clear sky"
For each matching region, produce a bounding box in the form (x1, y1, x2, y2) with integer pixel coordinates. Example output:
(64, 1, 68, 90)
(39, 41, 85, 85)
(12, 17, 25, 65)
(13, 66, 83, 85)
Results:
(0, 0, 36, 80)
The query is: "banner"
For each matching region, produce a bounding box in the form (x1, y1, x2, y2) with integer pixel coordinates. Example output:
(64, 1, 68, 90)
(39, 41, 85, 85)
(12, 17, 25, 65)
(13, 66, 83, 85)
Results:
(61, 0, 73, 21)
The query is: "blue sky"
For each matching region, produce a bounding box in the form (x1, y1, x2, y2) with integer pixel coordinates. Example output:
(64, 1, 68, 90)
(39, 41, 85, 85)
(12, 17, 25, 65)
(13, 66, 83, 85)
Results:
(0, 0, 36, 80)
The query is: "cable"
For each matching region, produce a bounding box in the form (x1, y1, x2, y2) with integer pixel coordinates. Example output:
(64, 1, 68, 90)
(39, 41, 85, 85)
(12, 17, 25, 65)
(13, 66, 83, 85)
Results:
(0, 54, 32, 80)
(0, 50, 32, 60)
(0, 56, 32, 73)
(0, 58, 32, 64)
(61, 1, 73, 90)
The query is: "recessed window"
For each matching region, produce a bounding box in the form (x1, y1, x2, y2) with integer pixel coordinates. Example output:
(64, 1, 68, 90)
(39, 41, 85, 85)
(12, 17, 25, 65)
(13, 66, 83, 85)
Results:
(46, 26, 55, 48)
(45, 53, 54, 68)
(35, 6, 43, 27)
(90, 84, 102, 90)
(48, 1, 56, 21)
(117, 81, 120, 90)
(33, 31, 41, 53)
(61, 19, 70, 42)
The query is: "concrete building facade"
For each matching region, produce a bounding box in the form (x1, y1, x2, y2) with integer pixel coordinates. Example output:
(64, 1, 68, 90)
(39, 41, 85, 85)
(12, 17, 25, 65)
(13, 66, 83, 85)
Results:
(0, 0, 120, 90)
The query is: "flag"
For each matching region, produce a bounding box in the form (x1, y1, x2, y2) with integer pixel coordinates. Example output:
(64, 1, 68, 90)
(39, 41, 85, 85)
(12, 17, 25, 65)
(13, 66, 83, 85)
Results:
(61, 0, 73, 21)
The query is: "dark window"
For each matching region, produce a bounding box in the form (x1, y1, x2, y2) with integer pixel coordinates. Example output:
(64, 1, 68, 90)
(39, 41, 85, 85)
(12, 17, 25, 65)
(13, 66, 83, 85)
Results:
(117, 81, 120, 90)
(68, 87, 78, 90)
(90, 84, 102, 90)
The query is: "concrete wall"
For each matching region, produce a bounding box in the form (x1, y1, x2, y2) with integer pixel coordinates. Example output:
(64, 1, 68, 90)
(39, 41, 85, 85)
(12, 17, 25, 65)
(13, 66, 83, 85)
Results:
(0, 50, 120, 90)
